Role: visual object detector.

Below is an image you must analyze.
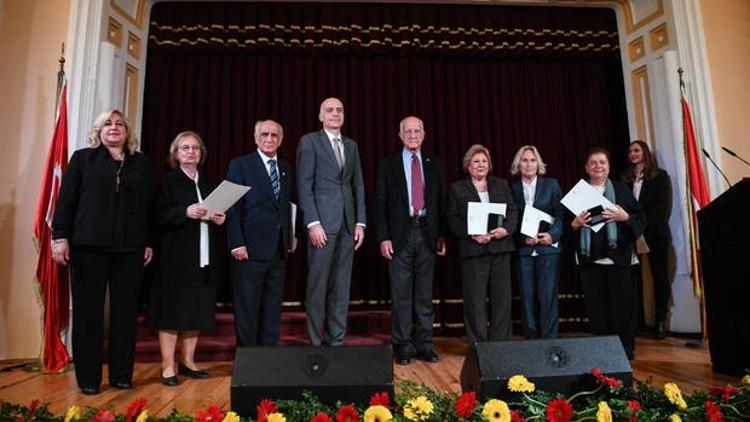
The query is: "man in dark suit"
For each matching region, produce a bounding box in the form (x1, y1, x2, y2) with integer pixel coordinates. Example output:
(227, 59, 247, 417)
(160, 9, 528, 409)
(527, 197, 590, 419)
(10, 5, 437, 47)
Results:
(227, 119, 295, 347)
(376, 116, 446, 365)
(297, 97, 366, 346)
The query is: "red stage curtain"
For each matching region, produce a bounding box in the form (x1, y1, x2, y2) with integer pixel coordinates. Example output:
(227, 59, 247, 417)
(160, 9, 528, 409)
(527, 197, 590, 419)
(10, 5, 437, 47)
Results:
(141, 2, 630, 333)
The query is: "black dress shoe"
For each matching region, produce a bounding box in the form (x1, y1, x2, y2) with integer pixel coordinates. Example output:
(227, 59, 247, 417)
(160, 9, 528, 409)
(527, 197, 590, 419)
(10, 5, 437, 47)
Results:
(418, 349, 440, 363)
(110, 381, 132, 390)
(394, 351, 411, 365)
(178, 362, 209, 379)
(655, 322, 667, 340)
(80, 386, 100, 395)
(161, 374, 179, 386)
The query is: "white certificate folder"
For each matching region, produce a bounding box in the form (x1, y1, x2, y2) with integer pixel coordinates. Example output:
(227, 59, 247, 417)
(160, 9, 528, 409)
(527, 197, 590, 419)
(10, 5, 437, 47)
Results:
(200, 180, 251, 217)
(467, 202, 507, 235)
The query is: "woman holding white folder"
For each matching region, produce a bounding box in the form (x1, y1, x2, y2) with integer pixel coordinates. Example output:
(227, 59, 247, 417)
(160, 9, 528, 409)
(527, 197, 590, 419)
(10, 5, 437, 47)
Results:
(571, 147, 645, 360)
(148, 131, 225, 385)
(510, 145, 564, 339)
(446, 144, 518, 344)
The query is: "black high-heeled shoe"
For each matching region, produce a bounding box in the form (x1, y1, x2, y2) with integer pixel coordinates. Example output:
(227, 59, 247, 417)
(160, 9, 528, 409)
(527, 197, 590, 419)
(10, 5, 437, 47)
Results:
(178, 362, 209, 379)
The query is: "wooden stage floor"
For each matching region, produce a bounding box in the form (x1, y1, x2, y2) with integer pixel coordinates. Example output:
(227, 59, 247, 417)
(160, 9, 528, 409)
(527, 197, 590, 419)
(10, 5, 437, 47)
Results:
(0, 335, 739, 417)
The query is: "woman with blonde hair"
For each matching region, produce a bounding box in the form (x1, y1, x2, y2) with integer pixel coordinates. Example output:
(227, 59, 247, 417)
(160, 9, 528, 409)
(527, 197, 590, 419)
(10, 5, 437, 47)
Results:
(52, 109, 155, 395)
(509, 145, 564, 339)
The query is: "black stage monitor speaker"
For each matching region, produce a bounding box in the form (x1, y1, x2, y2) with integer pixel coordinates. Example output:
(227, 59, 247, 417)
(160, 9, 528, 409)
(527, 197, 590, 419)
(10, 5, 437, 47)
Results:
(231, 345, 394, 417)
(460, 336, 632, 399)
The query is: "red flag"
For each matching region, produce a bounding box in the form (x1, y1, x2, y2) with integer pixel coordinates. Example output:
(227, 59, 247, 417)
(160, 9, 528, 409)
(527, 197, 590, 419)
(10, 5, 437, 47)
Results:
(33, 84, 71, 373)
(682, 95, 711, 209)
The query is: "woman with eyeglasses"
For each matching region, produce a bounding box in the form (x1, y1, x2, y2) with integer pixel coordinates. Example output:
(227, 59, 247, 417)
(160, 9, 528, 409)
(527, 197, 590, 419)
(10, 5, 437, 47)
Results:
(147, 131, 225, 386)
(51, 109, 155, 395)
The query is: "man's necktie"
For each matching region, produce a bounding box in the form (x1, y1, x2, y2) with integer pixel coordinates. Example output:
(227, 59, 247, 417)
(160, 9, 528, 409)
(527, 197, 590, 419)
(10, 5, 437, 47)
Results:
(333, 137, 344, 170)
(411, 153, 424, 216)
(269, 159, 280, 200)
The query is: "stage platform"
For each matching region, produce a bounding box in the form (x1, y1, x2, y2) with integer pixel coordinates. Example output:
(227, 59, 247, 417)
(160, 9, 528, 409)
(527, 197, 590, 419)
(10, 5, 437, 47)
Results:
(0, 336, 737, 417)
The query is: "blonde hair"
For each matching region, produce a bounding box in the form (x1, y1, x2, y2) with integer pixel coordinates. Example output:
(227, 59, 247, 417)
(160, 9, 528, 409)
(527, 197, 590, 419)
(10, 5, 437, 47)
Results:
(87, 109, 138, 153)
(168, 131, 207, 169)
(510, 145, 547, 176)
(462, 144, 493, 173)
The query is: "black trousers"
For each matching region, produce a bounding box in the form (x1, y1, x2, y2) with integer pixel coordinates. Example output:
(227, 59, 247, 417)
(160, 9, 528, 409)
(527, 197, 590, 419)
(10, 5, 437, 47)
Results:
(232, 246, 285, 347)
(580, 264, 637, 354)
(649, 240, 671, 323)
(69, 248, 144, 388)
(461, 253, 512, 344)
(388, 222, 435, 353)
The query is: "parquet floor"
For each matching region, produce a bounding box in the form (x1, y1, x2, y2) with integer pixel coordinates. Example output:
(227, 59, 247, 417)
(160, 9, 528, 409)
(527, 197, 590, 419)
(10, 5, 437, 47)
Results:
(0, 336, 739, 417)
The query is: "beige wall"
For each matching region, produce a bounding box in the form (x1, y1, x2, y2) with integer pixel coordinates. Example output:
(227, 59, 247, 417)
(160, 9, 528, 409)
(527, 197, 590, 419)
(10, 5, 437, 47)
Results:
(0, 0, 71, 359)
(700, 0, 750, 185)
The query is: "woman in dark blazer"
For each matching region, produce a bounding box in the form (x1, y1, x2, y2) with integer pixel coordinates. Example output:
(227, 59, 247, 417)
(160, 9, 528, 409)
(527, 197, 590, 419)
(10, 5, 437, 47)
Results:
(446, 144, 518, 344)
(51, 109, 155, 395)
(148, 131, 225, 386)
(510, 146, 564, 339)
(571, 147, 645, 360)
(622, 140, 672, 339)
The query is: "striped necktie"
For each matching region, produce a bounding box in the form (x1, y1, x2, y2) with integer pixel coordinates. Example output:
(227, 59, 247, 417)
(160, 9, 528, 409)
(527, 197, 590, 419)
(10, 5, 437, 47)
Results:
(268, 159, 280, 200)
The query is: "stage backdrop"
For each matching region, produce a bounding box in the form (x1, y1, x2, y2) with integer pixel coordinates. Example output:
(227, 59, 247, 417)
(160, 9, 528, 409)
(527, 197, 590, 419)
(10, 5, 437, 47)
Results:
(141, 2, 630, 334)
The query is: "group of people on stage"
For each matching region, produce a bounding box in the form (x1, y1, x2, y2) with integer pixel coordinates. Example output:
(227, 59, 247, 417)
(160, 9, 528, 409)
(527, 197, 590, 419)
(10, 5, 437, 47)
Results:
(49, 97, 672, 395)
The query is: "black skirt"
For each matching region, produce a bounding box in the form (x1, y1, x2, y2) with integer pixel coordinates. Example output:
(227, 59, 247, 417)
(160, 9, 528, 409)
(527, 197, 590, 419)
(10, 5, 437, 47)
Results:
(147, 268, 216, 331)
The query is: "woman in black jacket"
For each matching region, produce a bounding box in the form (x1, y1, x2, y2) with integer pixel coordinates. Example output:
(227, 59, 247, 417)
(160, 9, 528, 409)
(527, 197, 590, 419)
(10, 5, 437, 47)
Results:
(571, 147, 645, 360)
(446, 144, 518, 344)
(622, 140, 673, 339)
(148, 131, 225, 386)
(51, 109, 155, 395)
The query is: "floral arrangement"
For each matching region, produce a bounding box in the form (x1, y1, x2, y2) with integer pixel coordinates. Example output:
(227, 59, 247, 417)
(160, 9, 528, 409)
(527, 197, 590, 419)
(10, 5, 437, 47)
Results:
(2, 373, 748, 422)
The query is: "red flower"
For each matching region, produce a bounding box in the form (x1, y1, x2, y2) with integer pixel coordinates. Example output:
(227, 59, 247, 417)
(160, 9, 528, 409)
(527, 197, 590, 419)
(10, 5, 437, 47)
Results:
(197, 405, 222, 422)
(257, 399, 278, 422)
(710, 386, 740, 402)
(92, 410, 116, 422)
(336, 405, 359, 422)
(705, 401, 724, 422)
(369, 392, 390, 408)
(28, 400, 40, 413)
(126, 398, 148, 422)
(455, 391, 477, 418)
(627, 400, 641, 422)
(510, 410, 527, 422)
(310, 412, 333, 422)
(591, 368, 621, 390)
(546, 398, 574, 422)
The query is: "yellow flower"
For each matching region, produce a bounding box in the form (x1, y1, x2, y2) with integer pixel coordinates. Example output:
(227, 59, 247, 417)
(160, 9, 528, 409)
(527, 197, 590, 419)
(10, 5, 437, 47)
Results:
(507, 375, 535, 393)
(742, 375, 750, 387)
(64, 406, 82, 422)
(364, 405, 393, 422)
(595, 402, 612, 422)
(135, 410, 149, 422)
(664, 383, 687, 410)
(403, 396, 434, 421)
(669, 414, 682, 422)
(481, 399, 511, 422)
(222, 411, 240, 422)
(267, 413, 286, 422)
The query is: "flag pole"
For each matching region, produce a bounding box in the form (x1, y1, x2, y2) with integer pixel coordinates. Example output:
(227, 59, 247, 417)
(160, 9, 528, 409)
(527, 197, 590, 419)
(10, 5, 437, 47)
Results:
(679, 68, 708, 348)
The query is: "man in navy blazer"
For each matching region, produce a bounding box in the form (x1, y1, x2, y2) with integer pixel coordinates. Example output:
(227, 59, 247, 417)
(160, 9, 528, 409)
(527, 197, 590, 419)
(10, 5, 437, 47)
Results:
(296, 97, 366, 346)
(376, 116, 446, 364)
(227, 119, 295, 346)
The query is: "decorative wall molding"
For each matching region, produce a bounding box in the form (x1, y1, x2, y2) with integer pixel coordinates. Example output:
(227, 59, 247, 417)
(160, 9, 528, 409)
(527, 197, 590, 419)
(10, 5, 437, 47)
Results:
(107, 17, 122, 47)
(628, 36, 645, 62)
(631, 66, 655, 143)
(650, 23, 669, 52)
(110, 0, 147, 29)
(127, 32, 141, 59)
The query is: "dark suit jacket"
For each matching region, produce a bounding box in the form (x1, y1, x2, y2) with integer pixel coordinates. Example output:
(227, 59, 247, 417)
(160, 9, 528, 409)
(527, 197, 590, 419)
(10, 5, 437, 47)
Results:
(52, 145, 154, 248)
(628, 169, 672, 249)
(153, 170, 220, 287)
(296, 130, 366, 234)
(511, 176, 564, 256)
(573, 179, 646, 267)
(446, 176, 518, 258)
(226, 151, 293, 261)
(375, 151, 446, 254)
